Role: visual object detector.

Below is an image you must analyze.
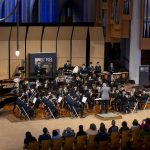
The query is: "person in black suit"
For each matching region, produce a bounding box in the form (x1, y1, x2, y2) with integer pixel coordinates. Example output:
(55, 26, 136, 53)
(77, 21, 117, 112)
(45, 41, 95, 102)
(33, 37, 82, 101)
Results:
(42, 95, 58, 117)
(38, 127, 51, 143)
(64, 60, 71, 70)
(88, 62, 94, 75)
(95, 62, 101, 76)
(80, 64, 88, 75)
(108, 62, 115, 73)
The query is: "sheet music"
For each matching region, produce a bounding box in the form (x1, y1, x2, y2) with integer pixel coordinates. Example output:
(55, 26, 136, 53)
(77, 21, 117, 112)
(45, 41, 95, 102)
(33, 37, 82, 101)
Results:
(58, 97, 63, 103)
(82, 97, 87, 103)
(95, 98, 102, 101)
(33, 97, 37, 104)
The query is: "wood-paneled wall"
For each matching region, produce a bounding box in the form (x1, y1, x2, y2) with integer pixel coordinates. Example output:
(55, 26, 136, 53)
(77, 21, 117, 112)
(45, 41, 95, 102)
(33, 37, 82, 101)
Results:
(0, 26, 104, 79)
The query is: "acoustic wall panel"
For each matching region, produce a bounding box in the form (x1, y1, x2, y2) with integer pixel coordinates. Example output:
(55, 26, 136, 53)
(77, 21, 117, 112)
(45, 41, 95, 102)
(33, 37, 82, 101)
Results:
(26, 26, 43, 76)
(0, 27, 11, 79)
(42, 27, 58, 53)
(72, 27, 87, 66)
(89, 27, 104, 71)
(10, 27, 26, 77)
(57, 26, 73, 68)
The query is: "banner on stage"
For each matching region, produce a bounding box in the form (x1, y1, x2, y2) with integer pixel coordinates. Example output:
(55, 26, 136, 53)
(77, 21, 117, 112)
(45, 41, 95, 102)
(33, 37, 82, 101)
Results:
(29, 53, 56, 78)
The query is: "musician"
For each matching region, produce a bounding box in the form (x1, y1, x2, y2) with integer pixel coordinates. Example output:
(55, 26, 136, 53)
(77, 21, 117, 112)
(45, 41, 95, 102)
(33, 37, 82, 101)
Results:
(85, 89, 94, 109)
(44, 79, 50, 90)
(35, 61, 42, 76)
(35, 79, 41, 89)
(33, 94, 41, 108)
(16, 96, 34, 118)
(108, 74, 115, 90)
(100, 83, 111, 113)
(73, 96, 84, 118)
(94, 62, 101, 75)
(42, 95, 58, 118)
(108, 62, 115, 73)
(120, 90, 130, 113)
(87, 62, 94, 75)
(128, 92, 137, 109)
(139, 89, 149, 109)
(80, 64, 88, 75)
(111, 89, 122, 111)
(64, 60, 71, 70)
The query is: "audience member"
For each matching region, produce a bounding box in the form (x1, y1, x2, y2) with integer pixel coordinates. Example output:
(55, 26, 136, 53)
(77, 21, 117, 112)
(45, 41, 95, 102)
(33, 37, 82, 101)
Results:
(62, 127, 75, 138)
(38, 127, 51, 143)
(130, 119, 140, 130)
(76, 125, 87, 137)
(119, 121, 130, 134)
(52, 129, 61, 140)
(23, 131, 37, 150)
(86, 123, 98, 137)
(108, 120, 119, 135)
(94, 123, 108, 142)
(140, 124, 150, 139)
(140, 118, 150, 129)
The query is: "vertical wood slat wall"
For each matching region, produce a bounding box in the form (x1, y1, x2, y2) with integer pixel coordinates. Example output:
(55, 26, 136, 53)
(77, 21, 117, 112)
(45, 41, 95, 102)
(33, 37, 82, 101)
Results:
(10, 27, 26, 77)
(0, 27, 11, 80)
(0, 26, 104, 79)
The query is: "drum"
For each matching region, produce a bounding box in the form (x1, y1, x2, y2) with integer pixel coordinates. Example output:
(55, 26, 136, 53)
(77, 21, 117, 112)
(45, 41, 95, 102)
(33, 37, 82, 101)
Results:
(113, 72, 122, 79)
(101, 71, 110, 80)
(121, 72, 129, 79)
(73, 66, 79, 74)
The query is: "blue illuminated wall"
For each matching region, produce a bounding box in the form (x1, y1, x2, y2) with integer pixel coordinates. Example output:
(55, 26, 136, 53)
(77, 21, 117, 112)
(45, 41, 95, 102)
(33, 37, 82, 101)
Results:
(0, 0, 95, 23)
(0, 0, 58, 23)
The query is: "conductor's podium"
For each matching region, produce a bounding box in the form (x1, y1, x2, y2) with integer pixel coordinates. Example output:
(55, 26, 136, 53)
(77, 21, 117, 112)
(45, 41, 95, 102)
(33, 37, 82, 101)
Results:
(95, 112, 122, 121)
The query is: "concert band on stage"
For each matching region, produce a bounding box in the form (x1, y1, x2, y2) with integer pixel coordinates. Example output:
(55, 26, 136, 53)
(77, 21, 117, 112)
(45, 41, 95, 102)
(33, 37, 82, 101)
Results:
(14, 61, 149, 119)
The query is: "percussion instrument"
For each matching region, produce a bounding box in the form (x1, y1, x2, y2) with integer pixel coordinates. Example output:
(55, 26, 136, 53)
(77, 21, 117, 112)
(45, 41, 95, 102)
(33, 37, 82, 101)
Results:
(113, 72, 122, 79)
(121, 72, 129, 79)
(101, 71, 110, 80)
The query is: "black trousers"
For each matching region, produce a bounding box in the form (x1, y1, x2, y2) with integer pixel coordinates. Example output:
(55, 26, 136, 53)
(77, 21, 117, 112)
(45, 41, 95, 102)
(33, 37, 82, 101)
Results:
(100, 100, 109, 113)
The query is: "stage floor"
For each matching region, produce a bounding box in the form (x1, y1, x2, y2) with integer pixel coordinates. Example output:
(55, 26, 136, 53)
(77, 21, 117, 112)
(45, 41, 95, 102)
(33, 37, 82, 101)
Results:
(0, 108, 150, 150)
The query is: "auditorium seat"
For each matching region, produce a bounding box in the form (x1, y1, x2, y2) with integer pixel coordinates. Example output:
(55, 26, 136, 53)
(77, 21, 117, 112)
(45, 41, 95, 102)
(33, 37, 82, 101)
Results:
(63, 137, 75, 150)
(131, 128, 141, 144)
(28, 141, 39, 150)
(40, 140, 51, 150)
(86, 135, 96, 150)
(51, 139, 63, 150)
(144, 135, 150, 149)
(75, 135, 87, 150)
(109, 131, 120, 149)
(121, 130, 130, 149)
(97, 140, 108, 150)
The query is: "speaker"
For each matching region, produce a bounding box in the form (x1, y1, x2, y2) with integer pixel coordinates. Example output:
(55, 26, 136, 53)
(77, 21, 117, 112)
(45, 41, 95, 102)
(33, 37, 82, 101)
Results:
(139, 65, 150, 86)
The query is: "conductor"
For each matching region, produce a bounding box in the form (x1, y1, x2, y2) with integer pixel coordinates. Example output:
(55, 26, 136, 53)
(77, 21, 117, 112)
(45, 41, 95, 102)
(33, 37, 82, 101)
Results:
(100, 83, 111, 113)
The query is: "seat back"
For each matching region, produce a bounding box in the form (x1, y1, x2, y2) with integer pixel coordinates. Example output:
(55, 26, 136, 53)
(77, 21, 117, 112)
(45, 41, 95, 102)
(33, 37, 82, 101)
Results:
(41, 140, 51, 150)
(75, 135, 87, 150)
(110, 132, 120, 148)
(51, 139, 62, 150)
(98, 140, 108, 150)
(144, 135, 150, 149)
(121, 130, 130, 148)
(63, 137, 75, 150)
(28, 141, 39, 150)
(131, 128, 140, 144)
(87, 135, 96, 150)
